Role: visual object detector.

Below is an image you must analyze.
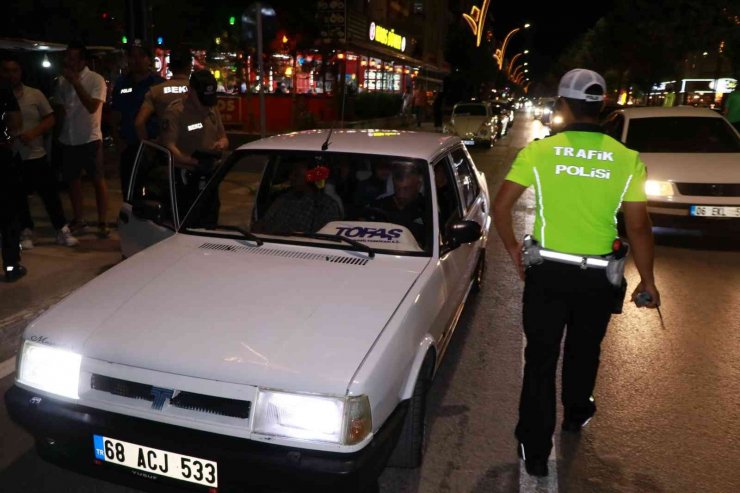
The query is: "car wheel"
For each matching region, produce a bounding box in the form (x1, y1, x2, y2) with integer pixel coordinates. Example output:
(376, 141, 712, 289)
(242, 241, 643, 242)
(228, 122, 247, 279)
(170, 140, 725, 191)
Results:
(387, 352, 433, 468)
(471, 249, 486, 293)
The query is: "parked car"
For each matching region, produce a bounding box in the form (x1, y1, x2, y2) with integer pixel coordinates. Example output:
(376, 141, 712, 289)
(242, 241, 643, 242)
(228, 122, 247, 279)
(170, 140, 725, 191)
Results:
(603, 106, 740, 232)
(5, 130, 491, 493)
(443, 101, 499, 147)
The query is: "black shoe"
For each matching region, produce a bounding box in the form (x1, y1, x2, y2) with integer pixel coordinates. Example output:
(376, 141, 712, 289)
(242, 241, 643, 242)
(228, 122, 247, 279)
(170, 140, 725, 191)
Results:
(5, 264, 27, 283)
(562, 415, 594, 433)
(517, 443, 549, 477)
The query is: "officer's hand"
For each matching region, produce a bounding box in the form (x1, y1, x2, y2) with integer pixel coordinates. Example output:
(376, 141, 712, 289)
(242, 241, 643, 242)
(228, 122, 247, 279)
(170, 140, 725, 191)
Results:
(631, 281, 661, 309)
(508, 244, 525, 281)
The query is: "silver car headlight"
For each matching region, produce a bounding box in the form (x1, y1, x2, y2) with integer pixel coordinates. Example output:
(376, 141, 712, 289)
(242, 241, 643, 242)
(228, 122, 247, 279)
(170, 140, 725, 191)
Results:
(253, 389, 372, 445)
(645, 180, 674, 197)
(17, 340, 81, 399)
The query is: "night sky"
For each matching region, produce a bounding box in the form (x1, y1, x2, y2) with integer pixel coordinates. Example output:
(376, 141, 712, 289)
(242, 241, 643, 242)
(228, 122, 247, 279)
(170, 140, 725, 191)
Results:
(487, 1, 615, 82)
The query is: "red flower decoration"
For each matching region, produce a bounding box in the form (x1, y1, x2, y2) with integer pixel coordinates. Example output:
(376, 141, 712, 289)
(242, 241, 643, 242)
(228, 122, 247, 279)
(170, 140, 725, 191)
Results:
(305, 165, 330, 183)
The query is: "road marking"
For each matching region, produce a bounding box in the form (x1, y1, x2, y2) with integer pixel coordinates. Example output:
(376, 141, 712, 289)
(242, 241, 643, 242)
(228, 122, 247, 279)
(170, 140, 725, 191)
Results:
(0, 356, 16, 380)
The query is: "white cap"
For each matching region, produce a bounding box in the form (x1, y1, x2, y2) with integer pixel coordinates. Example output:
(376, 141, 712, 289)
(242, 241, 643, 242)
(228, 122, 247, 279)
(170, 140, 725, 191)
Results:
(558, 68, 606, 102)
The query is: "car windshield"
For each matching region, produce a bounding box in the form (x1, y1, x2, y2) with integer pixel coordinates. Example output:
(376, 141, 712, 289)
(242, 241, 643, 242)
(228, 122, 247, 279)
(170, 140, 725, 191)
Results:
(181, 150, 433, 256)
(454, 104, 487, 116)
(625, 116, 740, 153)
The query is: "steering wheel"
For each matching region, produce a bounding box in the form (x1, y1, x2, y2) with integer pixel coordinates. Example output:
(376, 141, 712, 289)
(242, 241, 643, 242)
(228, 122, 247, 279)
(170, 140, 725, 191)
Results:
(360, 206, 389, 222)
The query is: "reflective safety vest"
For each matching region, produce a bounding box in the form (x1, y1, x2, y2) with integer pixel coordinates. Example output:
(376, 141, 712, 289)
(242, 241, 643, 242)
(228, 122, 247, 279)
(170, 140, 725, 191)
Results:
(506, 126, 647, 255)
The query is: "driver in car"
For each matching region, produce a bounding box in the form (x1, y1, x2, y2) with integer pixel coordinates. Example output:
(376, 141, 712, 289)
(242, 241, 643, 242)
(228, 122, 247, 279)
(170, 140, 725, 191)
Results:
(254, 159, 341, 234)
(370, 162, 426, 245)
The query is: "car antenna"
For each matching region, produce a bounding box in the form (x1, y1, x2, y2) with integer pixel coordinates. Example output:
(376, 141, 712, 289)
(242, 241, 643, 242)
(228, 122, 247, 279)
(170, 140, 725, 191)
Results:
(321, 126, 333, 151)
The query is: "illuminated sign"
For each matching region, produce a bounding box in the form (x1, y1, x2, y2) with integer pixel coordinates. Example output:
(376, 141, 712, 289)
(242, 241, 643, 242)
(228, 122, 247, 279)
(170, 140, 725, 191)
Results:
(369, 22, 406, 52)
(711, 78, 737, 94)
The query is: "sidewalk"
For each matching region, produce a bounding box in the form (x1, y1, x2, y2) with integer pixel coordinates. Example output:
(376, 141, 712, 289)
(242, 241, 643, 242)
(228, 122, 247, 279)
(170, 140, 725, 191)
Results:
(0, 121, 443, 363)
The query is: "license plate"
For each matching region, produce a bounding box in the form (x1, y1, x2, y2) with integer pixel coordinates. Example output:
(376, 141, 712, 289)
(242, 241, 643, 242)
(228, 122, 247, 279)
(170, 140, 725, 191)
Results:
(93, 435, 218, 487)
(690, 205, 740, 218)
(462, 139, 475, 146)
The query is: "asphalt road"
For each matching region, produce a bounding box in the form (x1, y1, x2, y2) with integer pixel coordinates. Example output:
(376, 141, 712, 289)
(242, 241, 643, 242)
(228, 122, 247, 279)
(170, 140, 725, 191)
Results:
(1, 115, 739, 493)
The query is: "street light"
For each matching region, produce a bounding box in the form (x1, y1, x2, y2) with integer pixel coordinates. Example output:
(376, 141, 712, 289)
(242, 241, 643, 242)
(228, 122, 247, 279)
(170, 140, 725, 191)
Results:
(493, 23, 531, 70)
(506, 51, 526, 77)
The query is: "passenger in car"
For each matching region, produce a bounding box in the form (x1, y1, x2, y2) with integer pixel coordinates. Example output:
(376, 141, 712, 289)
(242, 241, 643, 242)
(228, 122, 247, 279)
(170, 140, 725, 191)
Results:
(370, 163, 426, 245)
(254, 160, 341, 234)
(353, 162, 392, 209)
(434, 163, 458, 230)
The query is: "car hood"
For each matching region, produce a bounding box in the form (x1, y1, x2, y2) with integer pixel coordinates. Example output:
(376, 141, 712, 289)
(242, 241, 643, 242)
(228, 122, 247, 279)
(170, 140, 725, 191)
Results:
(451, 115, 490, 133)
(640, 153, 740, 183)
(25, 235, 429, 395)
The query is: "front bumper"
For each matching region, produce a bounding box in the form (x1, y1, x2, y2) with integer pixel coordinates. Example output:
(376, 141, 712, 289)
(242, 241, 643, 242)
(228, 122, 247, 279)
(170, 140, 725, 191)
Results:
(647, 201, 740, 233)
(5, 385, 406, 493)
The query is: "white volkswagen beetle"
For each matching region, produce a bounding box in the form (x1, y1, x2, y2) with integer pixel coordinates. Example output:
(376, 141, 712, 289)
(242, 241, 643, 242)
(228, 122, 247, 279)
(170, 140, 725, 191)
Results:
(443, 101, 499, 148)
(6, 130, 490, 492)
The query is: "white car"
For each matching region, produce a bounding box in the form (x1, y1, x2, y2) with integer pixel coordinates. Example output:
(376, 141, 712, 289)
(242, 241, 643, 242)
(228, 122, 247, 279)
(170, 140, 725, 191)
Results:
(6, 130, 490, 492)
(604, 106, 740, 231)
(443, 101, 499, 147)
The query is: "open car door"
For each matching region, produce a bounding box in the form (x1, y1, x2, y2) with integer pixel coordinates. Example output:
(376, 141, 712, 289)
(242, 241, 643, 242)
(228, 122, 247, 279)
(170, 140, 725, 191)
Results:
(118, 141, 178, 258)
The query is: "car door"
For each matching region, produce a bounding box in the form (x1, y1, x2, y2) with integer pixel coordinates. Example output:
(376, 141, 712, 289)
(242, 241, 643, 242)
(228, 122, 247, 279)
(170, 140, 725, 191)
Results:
(118, 141, 178, 258)
(433, 154, 468, 346)
(448, 146, 487, 292)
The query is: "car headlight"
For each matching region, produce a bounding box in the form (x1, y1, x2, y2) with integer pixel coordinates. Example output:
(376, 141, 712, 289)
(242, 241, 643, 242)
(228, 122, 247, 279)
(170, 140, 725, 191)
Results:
(645, 180, 674, 197)
(552, 115, 564, 125)
(18, 340, 81, 399)
(253, 389, 372, 445)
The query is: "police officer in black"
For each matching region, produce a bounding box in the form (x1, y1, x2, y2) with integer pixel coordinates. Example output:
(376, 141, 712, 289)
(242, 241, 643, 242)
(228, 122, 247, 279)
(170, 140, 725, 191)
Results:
(1, 80, 25, 281)
(110, 41, 164, 194)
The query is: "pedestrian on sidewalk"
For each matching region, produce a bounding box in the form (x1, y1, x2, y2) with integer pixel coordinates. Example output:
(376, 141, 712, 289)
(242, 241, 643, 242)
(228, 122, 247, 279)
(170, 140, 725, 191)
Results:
(0, 55, 78, 249)
(412, 83, 427, 128)
(110, 40, 163, 196)
(52, 40, 110, 238)
(433, 90, 444, 131)
(0, 80, 27, 282)
(135, 45, 193, 142)
(493, 68, 660, 477)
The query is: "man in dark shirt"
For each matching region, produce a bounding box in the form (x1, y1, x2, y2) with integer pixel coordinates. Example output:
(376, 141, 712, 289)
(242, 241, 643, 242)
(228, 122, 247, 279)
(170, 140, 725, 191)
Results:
(353, 162, 391, 208)
(110, 41, 164, 193)
(1, 82, 25, 281)
(372, 163, 426, 246)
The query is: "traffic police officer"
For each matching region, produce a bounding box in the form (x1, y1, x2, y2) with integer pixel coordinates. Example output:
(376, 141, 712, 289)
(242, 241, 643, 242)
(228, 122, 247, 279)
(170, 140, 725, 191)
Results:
(110, 41, 164, 194)
(492, 69, 661, 477)
(134, 46, 193, 141)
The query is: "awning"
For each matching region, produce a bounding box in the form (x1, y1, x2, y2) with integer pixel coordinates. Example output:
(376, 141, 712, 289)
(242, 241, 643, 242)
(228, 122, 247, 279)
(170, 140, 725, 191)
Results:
(345, 38, 449, 76)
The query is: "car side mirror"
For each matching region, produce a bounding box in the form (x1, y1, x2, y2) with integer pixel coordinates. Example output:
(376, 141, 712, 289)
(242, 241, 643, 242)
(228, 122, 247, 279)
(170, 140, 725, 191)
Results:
(448, 220, 482, 249)
(132, 199, 164, 223)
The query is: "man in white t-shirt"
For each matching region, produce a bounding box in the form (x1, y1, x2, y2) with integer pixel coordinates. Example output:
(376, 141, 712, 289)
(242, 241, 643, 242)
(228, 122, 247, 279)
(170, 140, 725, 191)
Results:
(53, 41, 110, 238)
(0, 55, 78, 249)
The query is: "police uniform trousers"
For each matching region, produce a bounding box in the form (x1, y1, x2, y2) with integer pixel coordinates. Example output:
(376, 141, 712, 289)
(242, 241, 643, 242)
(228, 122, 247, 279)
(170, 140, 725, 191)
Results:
(1, 150, 23, 269)
(516, 259, 613, 459)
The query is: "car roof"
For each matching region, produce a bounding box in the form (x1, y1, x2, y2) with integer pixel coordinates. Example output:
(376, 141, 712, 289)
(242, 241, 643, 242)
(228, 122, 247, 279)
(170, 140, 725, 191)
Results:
(616, 106, 724, 119)
(237, 129, 461, 162)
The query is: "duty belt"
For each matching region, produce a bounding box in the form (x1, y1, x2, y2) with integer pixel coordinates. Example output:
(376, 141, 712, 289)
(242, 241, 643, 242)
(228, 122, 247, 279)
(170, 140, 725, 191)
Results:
(538, 249, 609, 269)
(522, 235, 628, 287)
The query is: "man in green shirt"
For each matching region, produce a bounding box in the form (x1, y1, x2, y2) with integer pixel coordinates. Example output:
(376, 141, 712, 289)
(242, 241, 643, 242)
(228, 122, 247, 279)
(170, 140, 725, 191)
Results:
(723, 84, 740, 132)
(493, 68, 660, 477)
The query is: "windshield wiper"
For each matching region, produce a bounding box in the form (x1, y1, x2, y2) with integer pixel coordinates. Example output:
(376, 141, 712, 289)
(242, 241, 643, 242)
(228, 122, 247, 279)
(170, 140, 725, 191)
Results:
(209, 225, 264, 246)
(282, 231, 375, 259)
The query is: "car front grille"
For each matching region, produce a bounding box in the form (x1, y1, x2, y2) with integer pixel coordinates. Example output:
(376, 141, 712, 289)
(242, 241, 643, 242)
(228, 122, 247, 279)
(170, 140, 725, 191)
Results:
(675, 183, 740, 197)
(90, 374, 251, 419)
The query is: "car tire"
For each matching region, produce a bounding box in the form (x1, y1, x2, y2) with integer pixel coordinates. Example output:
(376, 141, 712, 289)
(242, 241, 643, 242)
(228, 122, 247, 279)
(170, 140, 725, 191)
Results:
(387, 352, 434, 468)
(471, 249, 486, 294)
